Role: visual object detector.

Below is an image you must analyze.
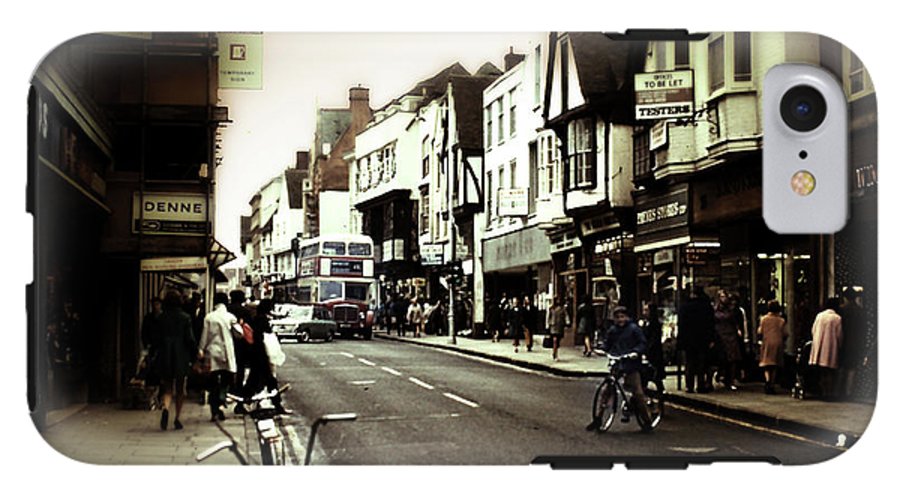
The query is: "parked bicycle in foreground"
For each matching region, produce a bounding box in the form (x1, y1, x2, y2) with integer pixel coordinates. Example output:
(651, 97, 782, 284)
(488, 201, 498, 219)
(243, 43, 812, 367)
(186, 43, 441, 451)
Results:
(196, 384, 357, 465)
(589, 353, 664, 433)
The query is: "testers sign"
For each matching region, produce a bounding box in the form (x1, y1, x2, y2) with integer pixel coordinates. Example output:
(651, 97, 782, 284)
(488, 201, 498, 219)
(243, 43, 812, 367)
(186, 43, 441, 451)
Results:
(635, 70, 694, 120)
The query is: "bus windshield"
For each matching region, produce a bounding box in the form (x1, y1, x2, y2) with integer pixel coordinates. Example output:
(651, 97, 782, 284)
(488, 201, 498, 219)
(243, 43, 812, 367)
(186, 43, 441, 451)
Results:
(348, 242, 372, 256)
(320, 280, 343, 301)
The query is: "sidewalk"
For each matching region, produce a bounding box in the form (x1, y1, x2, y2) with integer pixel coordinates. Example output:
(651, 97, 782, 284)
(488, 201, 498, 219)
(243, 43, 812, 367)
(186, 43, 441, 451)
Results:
(376, 331, 875, 446)
(40, 397, 248, 465)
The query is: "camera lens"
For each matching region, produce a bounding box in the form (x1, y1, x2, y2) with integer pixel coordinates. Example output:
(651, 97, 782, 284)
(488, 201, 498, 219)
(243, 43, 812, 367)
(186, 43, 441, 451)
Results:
(780, 85, 827, 132)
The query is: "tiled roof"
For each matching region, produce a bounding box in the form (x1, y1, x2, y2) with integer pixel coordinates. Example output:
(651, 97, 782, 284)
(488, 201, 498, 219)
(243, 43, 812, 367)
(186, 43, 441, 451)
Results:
(567, 32, 643, 101)
(450, 71, 501, 149)
(316, 109, 352, 154)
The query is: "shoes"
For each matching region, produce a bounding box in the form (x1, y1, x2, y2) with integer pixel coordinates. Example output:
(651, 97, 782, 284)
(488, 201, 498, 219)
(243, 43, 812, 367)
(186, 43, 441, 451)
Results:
(686, 388, 695, 394)
(514, 347, 519, 353)
(217, 410, 226, 421)
(174, 419, 183, 430)
(160, 409, 169, 430)
(234, 403, 247, 415)
(585, 419, 600, 432)
(527, 347, 532, 352)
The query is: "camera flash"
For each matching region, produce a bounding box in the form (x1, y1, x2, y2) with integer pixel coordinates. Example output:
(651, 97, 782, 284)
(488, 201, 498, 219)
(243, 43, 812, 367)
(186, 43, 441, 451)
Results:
(791, 170, 816, 196)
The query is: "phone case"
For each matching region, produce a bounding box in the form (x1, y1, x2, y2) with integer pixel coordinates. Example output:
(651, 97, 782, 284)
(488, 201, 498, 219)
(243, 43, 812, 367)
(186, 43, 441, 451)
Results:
(27, 31, 877, 467)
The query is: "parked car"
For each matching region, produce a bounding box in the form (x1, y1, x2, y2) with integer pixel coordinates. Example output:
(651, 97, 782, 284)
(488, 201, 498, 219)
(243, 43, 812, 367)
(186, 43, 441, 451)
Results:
(270, 303, 337, 343)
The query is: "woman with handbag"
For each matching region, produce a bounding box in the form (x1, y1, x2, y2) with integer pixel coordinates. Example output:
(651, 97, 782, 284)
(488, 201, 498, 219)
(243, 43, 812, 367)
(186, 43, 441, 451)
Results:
(155, 291, 196, 431)
(240, 298, 287, 415)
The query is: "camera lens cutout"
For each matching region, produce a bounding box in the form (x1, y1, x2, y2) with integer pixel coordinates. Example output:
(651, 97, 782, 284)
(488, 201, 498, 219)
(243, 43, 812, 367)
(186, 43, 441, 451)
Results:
(780, 85, 827, 132)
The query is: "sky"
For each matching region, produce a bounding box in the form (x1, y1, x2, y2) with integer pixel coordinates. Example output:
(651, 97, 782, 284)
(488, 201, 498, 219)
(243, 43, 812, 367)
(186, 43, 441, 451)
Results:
(216, 32, 545, 265)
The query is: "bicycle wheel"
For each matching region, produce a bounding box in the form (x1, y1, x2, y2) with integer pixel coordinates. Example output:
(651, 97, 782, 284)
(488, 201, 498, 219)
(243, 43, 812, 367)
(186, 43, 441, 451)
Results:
(591, 379, 618, 432)
(636, 380, 664, 432)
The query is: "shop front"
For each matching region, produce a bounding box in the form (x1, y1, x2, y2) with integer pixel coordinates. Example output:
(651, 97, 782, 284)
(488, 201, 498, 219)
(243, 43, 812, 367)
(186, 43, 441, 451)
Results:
(483, 225, 554, 334)
(548, 225, 584, 347)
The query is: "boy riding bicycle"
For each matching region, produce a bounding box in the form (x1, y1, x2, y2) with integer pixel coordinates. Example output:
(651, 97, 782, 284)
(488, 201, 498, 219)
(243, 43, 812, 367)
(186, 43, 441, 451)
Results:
(586, 306, 652, 431)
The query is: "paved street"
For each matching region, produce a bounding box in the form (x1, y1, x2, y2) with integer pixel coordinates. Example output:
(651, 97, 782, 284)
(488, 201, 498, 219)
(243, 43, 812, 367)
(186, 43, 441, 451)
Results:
(276, 337, 843, 466)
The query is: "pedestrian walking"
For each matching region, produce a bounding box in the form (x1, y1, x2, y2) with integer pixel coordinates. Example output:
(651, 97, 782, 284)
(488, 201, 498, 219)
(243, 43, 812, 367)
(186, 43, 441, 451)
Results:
(509, 296, 524, 352)
(640, 303, 665, 392)
(713, 289, 743, 391)
(839, 288, 867, 400)
(499, 293, 510, 339)
(407, 297, 425, 337)
(239, 298, 287, 415)
(522, 296, 536, 352)
(576, 298, 597, 357)
(227, 290, 252, 394)
(676, 286, 716, 393)
(547, 297, 568, 361)
(155, 290, 196, 431)
(139, 297, 163, 407)
(809, 297, 843, 400)
(757, 300, 787, 394)
(198, 292, 239, 421)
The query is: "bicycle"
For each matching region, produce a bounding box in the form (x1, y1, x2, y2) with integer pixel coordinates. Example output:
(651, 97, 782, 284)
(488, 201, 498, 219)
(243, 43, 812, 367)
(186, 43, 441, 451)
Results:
(197, 384, 291, 465)
(589, 353, 664, 433)
(196, 384, 359, 465)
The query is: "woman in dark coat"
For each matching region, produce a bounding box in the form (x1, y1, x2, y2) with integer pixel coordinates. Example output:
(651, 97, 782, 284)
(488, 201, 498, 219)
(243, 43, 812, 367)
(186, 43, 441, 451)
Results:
(714, 290, 743, 391)
(641, 303, 665, 391)
(239, 298, 286, 415)
(155, 291, 196, 430)
(576, 299, 597, 357)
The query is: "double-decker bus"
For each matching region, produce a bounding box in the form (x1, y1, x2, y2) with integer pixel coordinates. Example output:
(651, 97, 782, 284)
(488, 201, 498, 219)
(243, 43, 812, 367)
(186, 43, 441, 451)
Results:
(295, 233, 376, 339)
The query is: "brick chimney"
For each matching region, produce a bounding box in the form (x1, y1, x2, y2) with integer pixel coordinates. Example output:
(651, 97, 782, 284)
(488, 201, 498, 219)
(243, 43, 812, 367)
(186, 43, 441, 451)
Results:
(349, 86, 372, 134)
(504, 46, 525, 72)
(295, 150, 310, 172)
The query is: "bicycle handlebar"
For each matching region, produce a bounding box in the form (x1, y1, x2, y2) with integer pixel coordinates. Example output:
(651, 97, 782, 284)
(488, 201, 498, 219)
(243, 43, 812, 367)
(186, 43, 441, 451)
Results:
(227, 383, 291, 404)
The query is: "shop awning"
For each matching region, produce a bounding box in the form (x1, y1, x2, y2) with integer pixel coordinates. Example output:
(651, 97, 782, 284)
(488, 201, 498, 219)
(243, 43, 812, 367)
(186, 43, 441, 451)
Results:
(208, 238, 237, 270)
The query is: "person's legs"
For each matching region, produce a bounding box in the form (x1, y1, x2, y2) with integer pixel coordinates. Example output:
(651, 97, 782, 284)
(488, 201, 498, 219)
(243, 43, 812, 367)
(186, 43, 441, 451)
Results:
(173, 377, 187, 428)
(159, 379, 173, 430)
(624, 371, 651, 426)
(525, 328, 533, 351)
(552, 335, 560, 360)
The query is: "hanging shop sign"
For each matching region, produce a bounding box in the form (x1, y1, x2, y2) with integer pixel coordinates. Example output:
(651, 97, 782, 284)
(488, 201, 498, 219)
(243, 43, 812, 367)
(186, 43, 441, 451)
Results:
(132, 192, 209, 236)
(634, 70, 694, 120)
(420, 244, 445, 267)
(653, 248, 675, 265)
(650, 121, 669, 150)
(218, 33, 264, 90)
(498, 188, 529, 217)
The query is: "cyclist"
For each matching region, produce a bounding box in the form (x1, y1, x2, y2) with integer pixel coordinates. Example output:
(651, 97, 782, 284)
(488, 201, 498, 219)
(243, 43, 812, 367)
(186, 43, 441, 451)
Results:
(586, 306, 651, 431)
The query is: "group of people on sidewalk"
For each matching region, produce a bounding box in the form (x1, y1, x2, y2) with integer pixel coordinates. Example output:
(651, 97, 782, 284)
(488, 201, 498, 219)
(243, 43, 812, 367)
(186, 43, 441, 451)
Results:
(140, 290, 286, 431)
(676, 285, 868, 400)
(377, 295, 455, 338)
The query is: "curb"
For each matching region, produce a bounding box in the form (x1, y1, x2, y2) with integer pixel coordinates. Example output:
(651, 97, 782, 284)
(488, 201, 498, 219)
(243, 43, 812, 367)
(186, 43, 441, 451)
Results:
(375, 332, 607, 378)
(375, 332, 858, 447)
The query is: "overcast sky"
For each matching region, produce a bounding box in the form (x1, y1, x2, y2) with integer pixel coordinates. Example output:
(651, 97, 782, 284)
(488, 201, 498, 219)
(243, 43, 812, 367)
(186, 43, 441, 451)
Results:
(216, 32, 545, 264)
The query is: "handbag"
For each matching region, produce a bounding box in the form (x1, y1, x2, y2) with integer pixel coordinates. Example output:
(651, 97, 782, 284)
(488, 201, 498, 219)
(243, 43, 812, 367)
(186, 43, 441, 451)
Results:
(264, 332, 286, 367)
(192, 357, 210, 375)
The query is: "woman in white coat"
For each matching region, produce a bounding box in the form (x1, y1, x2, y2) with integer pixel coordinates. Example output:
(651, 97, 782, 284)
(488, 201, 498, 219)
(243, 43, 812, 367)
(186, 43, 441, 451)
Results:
(198, 292, 239, 421)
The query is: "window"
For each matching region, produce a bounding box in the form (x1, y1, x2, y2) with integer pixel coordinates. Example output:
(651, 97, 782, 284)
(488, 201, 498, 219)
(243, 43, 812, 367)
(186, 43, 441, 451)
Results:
(498, 165, 505, 191)
(634, 129, 653, 178)
(485, 107, 493, 148)
(734, 32, 751, 82)
(345, 283, 369, 302)
(422, 138, 431, 177)
(528, 141, 538, 214)
(655, 41, 667, 71)
(322, 242, 346, 256)
(561, 38, 570, 111)
(497, 97, 505, 143)
(486, 171, 493, 224)
(819, 36, 843, 81)
(301, 243, 319, 258)
(850, 52, 865, 94)
(319, 281, 343, 301)
(509, 87, 517, 137)
(420, 187, 430, 234)
(566, 118, 594, 189)
(534, 45, 542, 106)
(348, 242, 372, 256)
(675, 41, 690, 68)
(709, 36, 725, 92)
(538, 134, 558, 197)
(510, 159, 517, 189)
(383, 145, 395, 179)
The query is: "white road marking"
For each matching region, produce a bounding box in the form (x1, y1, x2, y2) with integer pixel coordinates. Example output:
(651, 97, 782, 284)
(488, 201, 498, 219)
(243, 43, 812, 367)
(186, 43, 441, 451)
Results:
(358, 358, 377, 366)
(349, 380, 376, 385)
(408, 377, 435, 390)
(381, 366, 402, 376)
(667, 446, 718, 454)
(442, 392, 480, 408)
(339, 352, 355, 359)
(283, 424, 303, 465)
